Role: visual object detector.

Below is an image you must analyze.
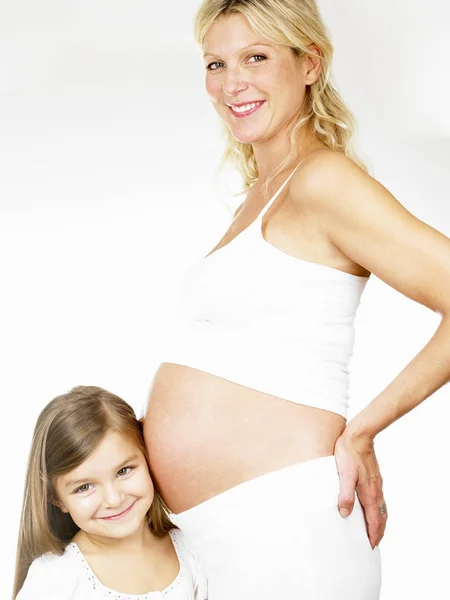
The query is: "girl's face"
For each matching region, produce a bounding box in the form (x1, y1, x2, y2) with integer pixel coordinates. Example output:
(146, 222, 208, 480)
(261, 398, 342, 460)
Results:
(54, 431, 154, 541)
(203, 13, 315, 145)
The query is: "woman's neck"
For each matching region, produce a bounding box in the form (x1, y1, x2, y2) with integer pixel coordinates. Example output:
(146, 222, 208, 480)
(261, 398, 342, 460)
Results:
(252, 124, 324, 180)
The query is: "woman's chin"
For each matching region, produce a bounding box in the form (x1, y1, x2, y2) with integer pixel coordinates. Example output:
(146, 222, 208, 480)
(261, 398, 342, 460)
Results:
(227, 126, 266, 145)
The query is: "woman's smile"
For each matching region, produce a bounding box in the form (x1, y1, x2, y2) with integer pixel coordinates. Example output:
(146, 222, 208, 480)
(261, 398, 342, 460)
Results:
(226, 100, 266, 118)
(203, 13, 307, 145)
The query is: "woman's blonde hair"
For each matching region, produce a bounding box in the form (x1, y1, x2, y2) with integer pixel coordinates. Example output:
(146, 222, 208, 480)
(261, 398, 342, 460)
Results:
(13, 386, 173, 599)
(194, 0, 366, 190)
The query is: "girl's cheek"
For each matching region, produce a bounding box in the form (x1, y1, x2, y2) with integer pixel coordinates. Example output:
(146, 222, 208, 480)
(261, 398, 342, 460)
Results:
(74, 494, 101, 515)
(133, 471, 154, 498)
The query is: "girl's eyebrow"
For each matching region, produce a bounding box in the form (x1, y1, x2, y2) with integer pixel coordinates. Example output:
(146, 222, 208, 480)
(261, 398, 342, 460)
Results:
(203, 42, 273, 58)
(64, 453, 140, 488)
(65, 476, 91, 489)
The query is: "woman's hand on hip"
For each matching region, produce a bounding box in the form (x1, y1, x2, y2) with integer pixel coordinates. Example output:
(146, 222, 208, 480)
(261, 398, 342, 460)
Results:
(334, 429, 387, 549)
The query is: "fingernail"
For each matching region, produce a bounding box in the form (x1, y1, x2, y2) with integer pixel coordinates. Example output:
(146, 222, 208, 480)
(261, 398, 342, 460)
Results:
(339, 508, 350, 518)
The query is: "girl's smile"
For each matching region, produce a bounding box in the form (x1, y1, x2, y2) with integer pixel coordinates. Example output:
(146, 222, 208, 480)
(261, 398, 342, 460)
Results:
(98, 500, 137, 521)
(54, 431, 154, 541)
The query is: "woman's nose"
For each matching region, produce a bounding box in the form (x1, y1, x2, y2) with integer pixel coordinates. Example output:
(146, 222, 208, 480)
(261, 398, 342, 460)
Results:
(223, 68, 249, 98)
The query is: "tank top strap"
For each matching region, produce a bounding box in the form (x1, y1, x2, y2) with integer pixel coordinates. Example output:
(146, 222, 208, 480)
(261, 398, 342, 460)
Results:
(258, 159, 305, 220)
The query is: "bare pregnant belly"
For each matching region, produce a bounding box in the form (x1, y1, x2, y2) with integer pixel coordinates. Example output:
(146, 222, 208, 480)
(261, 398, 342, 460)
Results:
(144, 363, 346, 513)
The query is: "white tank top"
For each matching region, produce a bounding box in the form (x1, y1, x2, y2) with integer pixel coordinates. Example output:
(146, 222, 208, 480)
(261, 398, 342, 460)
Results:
(162, 163, 369, 418)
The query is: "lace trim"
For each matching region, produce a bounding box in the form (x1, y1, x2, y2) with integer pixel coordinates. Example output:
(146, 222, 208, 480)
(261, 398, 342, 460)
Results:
(67, 529, 189, 598)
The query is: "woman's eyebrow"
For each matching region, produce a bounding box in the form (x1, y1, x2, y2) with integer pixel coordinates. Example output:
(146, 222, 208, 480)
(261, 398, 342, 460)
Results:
(203, 42, 273, 58)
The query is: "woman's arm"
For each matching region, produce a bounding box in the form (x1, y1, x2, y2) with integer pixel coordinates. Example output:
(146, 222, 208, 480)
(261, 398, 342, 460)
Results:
(301, 151, 450, 429)
(292, 150, 450, 548)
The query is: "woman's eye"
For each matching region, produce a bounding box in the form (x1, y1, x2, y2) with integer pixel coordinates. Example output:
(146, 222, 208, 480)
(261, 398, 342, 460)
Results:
(74, 483, 92, 494)
(117, 466, 133, 477)
(206, 61, 224, 71)
(248, 55, 266, 64)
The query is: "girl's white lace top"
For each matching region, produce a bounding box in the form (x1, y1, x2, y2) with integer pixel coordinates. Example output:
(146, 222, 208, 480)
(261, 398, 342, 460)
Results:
(16, 529, 207, 600)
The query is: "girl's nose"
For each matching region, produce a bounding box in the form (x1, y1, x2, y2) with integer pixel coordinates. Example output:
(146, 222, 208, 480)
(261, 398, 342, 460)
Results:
(103, 483, 124, 508)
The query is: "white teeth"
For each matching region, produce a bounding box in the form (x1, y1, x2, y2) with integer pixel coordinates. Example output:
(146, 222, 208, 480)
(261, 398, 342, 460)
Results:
(230, 102, 262, 113)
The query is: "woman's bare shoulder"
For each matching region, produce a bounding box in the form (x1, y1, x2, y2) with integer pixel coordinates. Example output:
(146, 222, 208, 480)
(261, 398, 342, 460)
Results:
(291, 149, 450, 313)
(291, 149, 371, 209)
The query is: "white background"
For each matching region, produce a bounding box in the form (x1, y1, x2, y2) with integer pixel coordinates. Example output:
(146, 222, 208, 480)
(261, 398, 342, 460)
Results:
(1, 1, 449, 598)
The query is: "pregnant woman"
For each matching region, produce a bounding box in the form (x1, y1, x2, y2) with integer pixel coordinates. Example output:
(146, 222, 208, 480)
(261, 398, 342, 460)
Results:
(144, 1, 450, 598)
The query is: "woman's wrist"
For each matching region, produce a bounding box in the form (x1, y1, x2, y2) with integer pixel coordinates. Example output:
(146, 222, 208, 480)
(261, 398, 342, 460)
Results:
(344, 416, 378, 443)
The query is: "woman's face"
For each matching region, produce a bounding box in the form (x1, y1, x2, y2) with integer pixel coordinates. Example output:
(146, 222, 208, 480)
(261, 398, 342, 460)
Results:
(54, 431, 154, 542)
(203, 13, 312, 145)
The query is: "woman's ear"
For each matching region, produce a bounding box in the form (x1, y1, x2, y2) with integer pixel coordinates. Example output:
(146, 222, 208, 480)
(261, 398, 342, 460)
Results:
(304, 44, 323, 85)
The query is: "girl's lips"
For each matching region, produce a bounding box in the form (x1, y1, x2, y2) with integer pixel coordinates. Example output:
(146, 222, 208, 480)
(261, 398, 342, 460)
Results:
(227, 100, 266, 118)
(99, 501, 136, 521)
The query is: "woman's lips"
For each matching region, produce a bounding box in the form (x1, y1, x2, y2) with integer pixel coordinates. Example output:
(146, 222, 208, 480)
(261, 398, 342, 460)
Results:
(99, 501, 136, 521)
(227, 100, 265, 118)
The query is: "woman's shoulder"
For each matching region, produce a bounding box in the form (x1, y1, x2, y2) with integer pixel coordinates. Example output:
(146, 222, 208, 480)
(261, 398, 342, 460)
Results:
(16, 545, 81, 600)
(296, 148, 366, 189)
(290, 149, 379, 222)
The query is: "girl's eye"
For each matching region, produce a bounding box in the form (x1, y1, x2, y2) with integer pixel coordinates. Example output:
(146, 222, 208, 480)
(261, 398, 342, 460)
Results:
(74, 483, 92, 494)
(117, 466, 133, 477)
(206, 61, 224, 71)
(248, 54, 266, 63)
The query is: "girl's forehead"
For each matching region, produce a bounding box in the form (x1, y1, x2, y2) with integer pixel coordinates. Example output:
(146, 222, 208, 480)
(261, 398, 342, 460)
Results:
(89, 430, 140, 457)
(57, 432, 143, 485)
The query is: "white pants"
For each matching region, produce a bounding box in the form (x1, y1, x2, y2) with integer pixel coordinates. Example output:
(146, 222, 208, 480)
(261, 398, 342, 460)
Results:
(171, 456, 381, 599)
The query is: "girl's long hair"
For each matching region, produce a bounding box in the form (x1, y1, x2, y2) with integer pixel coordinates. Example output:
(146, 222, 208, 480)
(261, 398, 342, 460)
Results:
(194, 0, 366, 190)
(13, 386, 173, 599)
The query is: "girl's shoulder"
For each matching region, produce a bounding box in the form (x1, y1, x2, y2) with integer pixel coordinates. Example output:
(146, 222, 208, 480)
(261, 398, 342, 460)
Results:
(169, 529, 208, 599)
(16, 545, 82, 600)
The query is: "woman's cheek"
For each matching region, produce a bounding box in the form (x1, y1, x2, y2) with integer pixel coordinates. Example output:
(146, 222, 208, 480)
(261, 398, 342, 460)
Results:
(206, 76, 223, 102)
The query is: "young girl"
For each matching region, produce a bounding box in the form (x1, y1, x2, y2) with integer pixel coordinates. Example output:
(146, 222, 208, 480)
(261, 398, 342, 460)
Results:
(13, 386, 207, 600)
